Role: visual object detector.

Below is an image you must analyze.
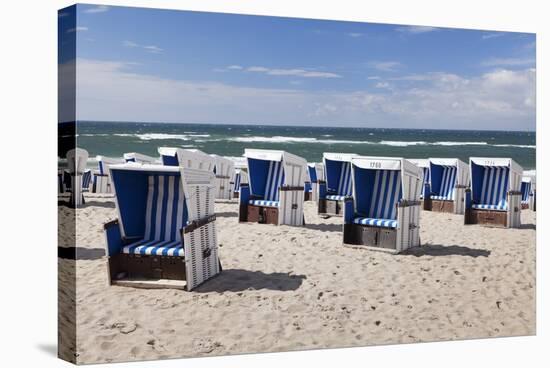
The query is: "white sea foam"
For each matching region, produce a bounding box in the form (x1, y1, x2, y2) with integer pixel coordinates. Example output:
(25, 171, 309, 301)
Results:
(432, 141, 488, 146)
(379, 141, 428, 147)
(113, 133, 210, 140)
(493, 144, 536, 149)
(228, 136, 369, 144)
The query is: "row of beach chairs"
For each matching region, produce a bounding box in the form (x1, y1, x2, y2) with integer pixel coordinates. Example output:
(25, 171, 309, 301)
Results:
(59, 147, 535, 291)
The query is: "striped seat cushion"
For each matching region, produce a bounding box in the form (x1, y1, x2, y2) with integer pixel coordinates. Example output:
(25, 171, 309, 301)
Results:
(264, 161, 285, 202)
(430, 165, 456, 201)
(472, 204, 507, 211)
(353, 217, 398, 228)
(475, 166, 509, 211)
(249, 199, 280, 207)
(122, 239, 184, 257)
(326, 194, 347, 201)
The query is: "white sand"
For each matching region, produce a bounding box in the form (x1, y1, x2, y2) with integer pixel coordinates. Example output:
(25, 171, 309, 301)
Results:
(58, 196, 535, 364)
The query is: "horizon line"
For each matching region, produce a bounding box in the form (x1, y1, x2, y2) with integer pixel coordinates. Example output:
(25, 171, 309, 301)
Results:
(71, 119, 536, 133)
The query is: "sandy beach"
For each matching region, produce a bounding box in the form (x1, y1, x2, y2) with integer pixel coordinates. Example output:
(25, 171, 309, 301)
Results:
(58, 194, 535, 364)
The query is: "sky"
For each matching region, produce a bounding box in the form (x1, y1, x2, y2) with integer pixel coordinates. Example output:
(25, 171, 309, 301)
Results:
(59, 4, 536, 130)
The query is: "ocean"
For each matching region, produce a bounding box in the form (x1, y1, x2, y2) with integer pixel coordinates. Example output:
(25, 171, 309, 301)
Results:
(75, 121, 536, 170)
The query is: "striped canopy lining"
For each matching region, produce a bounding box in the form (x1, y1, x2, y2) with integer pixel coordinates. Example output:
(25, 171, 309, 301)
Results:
(420, 167, 429, 199)
(249, 160, 285, 207)
(327, 161, 352, 197)
(234, 172, 241, 192)
(473, 166, 509, 211)
(355, 169, 402, 228)
(521, 181, 531, 204)
(123, 174, 186, 257)
(430, 165, 457, 201)
(82, 170, 92, 190)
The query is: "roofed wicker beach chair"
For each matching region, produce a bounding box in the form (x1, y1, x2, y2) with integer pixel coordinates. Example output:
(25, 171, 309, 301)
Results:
(424, 158, 469, 214)
(318, 153, 358, 216)
(92, 155, 125, 193)
(343, 156, 423, 253)
(104, 163, 220, 290)
(239, 149, 308, 226)
(521, 172, 536, 211)
(65, 148, 89, 207)
(211, 155, 235, 200)
(231, 156, 249, 199)
(123, 152, 159, 164)
(158, 147, 216, 172)
(409, 159, 430, 207)
(465, 158, 523, 228)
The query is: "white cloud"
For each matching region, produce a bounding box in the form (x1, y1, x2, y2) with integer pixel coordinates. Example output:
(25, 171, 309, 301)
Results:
(227, 65, 243, 70)
(71, 58, 535, 130)
(368, 61, 402, 72)
(123, 40, 138, 48)
(396, 26, 438, 34)
(481, 57, 535, 67)
(245, 66, 341, 78)
(347, 33, 363, 38)
(143, 45, 163, 53)
(482, 32, 506, 40)
(367, 76, 381, 80)
(84, 5, 109, 14)
(375, 82, 391, 89)
(67, 26, 88, 33)
(247, 66, 270, 72)
(123, 41, 163, 53)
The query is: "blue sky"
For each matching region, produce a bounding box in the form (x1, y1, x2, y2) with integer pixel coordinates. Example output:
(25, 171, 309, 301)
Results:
(59, 4, 536, 130)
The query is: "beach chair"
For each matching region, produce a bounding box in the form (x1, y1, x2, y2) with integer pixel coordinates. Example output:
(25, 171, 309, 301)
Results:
(343, 156, 423, 253)
(409, 159, 430, 207)
(521, 172, 536, 211)
(239, 149, 308, 226)
(424, 158, 469, 214)
(211, 155, 235, 200)
(465, 158, 523, 228)
(231, 157, 249, 199)
(92, 155, 125, 193)
(318, 153, 358, 216)
(123, 152, 159, 164)
(304, 163, 316, 201)
(158, 147, 216, 172)
(104, 163, 220, 291)
(66, 148, 89, 207)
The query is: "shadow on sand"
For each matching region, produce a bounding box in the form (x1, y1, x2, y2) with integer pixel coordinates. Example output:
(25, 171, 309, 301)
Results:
(58, 247, 105, 261)
(195, 269, 306, 293)
(401, 244, 491, 258)
(304, 223, 342, 233)
(215, 211, 238, 218)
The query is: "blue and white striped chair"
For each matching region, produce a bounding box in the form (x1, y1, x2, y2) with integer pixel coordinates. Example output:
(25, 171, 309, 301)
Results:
(65, 148, 89, 207)
(343, 157, 423, 253)
(409, 159, 430, 200)
(465, 158, 523, 228)
(247, 160, 285, 208)
(520, 173, 536, 210)
(318, 153, 357, 216)
(93, 156, 124, 193)
(521, 180, 531, 207)
(233, 169, 241, 198)
(104, 164, 220, 290)
(425, 158, 469, 214)
(239, 149, 308, 226)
